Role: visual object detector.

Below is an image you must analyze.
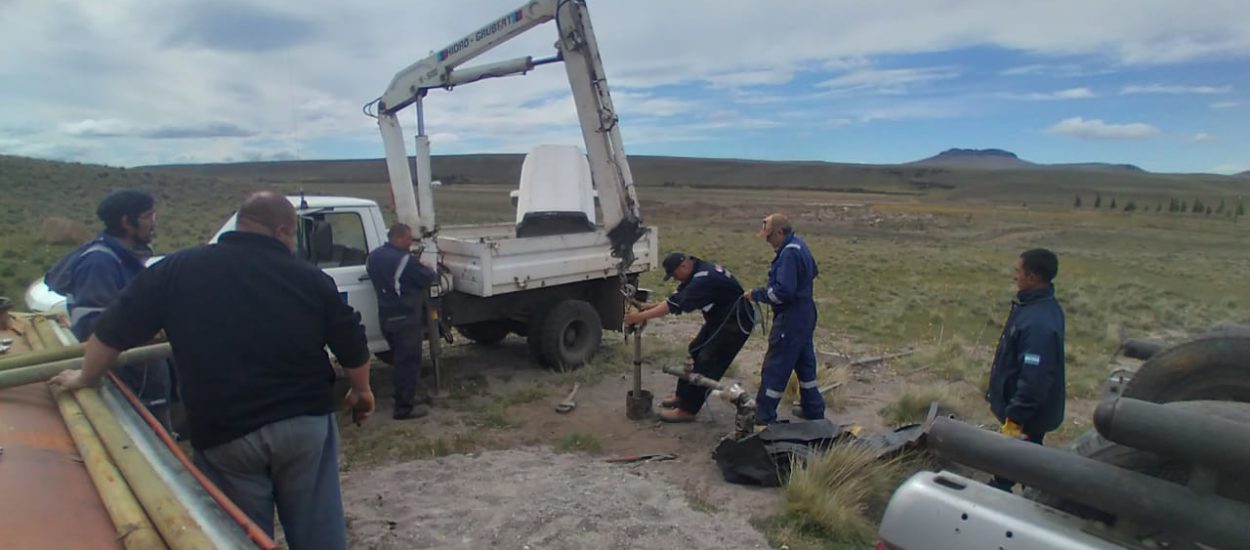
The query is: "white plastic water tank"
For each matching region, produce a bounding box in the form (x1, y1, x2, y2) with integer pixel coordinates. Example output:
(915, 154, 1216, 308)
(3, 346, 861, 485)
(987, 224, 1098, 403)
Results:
(514, 145, 597, 231)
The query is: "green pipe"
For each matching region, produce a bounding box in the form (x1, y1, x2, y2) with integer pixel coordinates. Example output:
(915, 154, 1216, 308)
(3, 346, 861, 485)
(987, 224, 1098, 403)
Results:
(0, 342, 87, 372)
(0, 343, 172, 390)
(75, 387, 216, 550)
(53, 387, 168, 550)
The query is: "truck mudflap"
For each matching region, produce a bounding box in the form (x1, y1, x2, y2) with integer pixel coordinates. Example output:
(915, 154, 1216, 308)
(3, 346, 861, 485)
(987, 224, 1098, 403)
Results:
(877, 471, 1125, 550)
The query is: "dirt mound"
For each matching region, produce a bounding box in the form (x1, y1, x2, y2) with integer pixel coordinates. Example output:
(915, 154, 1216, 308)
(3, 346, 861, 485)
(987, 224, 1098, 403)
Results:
(41, 217, 92, 245)
(343, 448, 769, 550)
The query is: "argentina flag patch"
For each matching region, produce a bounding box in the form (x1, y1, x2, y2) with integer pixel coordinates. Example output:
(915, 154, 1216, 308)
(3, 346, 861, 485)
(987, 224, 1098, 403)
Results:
(1023, 353, 1042, 367)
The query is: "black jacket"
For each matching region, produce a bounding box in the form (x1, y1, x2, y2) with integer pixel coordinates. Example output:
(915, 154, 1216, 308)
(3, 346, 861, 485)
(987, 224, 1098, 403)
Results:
(93, 231, 370, 450)
(987, 286, 1066, 433)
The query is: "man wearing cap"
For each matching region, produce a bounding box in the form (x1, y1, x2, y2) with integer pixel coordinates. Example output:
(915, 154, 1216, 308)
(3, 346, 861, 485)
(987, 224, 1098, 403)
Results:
(45, 189, 173, 427)
(625, 252, 754, 422)
(744, 213, 825, 424)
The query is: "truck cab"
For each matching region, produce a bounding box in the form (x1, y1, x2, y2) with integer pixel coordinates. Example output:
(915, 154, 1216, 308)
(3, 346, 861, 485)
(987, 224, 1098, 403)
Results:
(210, 196, 391, 353)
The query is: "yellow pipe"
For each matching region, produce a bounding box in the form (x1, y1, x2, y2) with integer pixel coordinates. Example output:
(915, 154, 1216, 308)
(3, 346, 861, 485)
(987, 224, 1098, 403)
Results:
(0, 343, 172, 390)
(74, 387, 217, 550)
(0, 342, 87, 372)
(53, 387, 168, 550)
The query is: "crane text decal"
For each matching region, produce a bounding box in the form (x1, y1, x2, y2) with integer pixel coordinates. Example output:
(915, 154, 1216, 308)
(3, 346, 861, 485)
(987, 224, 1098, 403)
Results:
(438, 10, 525, 62)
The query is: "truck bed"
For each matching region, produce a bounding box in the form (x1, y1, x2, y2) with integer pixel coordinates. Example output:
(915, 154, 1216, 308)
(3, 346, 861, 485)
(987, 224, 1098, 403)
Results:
(437, 224, 658, 297)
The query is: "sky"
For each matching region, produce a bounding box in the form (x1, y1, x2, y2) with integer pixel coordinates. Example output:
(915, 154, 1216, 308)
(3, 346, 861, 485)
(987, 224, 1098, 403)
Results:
(1, 0, 1248, 174)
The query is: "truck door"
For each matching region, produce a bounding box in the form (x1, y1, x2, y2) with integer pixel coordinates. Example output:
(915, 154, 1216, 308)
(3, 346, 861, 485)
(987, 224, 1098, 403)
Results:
(304, 208, 385, 353)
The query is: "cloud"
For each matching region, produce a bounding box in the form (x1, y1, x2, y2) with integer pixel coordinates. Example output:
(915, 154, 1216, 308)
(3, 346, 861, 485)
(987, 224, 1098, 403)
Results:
(1121, 84, 1232, 95)
(815, 67, 960, 94)
(1044, 117, 1161, 140)
(704, 67, 797, 88)
(162, 4, 317, 53)
(5, 0, 1250, 166)
(1002, 87, 1096, 100)
(1211, 101, 1240, 109)
(999, 64, 1111, 78)
(1190, 132, 1215, 143)
(58, 119, 256, 139)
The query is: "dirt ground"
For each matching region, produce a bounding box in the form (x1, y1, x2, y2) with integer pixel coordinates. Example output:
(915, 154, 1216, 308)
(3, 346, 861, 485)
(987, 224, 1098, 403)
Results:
(336, 314, 914, 548)
(343, 448, 770, 549)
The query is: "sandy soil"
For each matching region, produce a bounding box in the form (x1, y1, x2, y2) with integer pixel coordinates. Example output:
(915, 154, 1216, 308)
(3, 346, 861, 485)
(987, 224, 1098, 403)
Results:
(343, 448, 770, 549)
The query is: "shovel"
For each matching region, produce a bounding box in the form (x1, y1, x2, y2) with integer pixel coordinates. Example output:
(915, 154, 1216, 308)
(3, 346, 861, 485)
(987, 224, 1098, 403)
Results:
(555, 383, 580, 414)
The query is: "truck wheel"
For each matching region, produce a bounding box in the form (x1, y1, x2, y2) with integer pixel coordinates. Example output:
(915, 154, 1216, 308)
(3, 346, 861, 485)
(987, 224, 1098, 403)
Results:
(1122, 333, 1250, 403)
(456, 321, 510, 346)
(1028, 401, 1250, 520)
(535, 300, 602, 370)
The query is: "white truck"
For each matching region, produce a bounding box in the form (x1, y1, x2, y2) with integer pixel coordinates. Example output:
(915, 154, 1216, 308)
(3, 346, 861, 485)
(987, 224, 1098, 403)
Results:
(28, 0, 659, 370)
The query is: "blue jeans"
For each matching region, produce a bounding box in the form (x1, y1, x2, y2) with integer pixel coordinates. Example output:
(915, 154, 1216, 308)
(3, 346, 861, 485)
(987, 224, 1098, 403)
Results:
(195, 414, 346, 550)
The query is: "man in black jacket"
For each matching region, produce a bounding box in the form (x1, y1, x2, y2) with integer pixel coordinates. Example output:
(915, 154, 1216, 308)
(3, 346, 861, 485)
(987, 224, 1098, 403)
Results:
(51, 192, 374, 549)
(986, 248, 1066, 492)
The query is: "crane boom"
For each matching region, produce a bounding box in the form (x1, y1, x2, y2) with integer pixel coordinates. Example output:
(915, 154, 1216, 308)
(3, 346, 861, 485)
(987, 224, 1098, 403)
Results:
(370, 0, 645, 267)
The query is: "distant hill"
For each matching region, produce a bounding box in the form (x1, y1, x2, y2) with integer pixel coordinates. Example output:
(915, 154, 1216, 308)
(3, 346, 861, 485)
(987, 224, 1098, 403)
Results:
(1237, 170, 1250, 178)
(139, 151, 1250, 206)
(907, 148, 1034, 170)
(908, 148, 1144, 173)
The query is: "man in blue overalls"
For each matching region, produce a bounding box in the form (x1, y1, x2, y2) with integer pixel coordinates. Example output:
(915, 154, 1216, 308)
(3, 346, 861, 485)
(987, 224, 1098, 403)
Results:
(745, 213, 825, 424)
(987, 248, 1066, 492)
(625, 252, 753, 422)
(366, 223, 437, 420)
(46, 189, 173, 429)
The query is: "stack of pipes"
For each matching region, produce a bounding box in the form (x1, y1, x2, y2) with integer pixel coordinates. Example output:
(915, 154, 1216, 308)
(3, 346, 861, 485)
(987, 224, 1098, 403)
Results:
(0, 316, 274, 549)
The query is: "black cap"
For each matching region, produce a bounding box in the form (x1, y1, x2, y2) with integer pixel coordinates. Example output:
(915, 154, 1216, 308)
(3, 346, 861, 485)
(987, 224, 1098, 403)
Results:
(662, 252, 686, 281)
(97, 189, 155, 230)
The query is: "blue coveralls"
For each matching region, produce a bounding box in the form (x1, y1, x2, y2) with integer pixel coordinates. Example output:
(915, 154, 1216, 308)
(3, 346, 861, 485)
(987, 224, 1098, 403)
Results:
(47, 232, 173, 416)
(986, 285, 1066, 490)
(750, 234, 824, 423)
(365, 243, 436, 411)
(665, 259, 753, 413)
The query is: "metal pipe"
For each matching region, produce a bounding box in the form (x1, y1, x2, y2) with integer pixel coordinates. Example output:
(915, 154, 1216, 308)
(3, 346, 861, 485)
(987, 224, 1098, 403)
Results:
(0, 343, 172, 389)
(52, 387, 168, 550)
(0, 342, 86, 372)
(926, 416, 1250, 549)
(97, 381, 261, 549)
(632, 328, 642, 395)
(74, 386, 218, 550)
(1094, 397, 1250, 474)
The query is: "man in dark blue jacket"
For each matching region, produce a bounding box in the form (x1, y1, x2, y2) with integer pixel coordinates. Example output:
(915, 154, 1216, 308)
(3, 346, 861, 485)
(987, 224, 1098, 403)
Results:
(745, 213, 825, 424)
(625, 252, 754, 422)
(366, 223, 437, 420)
(986, 248, 1066, 491)
(46, 189, 173, 427)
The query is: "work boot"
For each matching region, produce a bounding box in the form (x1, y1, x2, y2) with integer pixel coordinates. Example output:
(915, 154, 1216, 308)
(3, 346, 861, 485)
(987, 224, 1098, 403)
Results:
(393, 404, 431, 420)
(791, 406, 824, 421)
(413, 393, 433, 406)
(660, 394, 681, 408)
(658, 408, 697, 423)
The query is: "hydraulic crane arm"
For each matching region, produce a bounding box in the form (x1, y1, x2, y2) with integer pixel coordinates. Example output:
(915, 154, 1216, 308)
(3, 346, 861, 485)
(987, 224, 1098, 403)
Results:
(369, 0, 645, 267)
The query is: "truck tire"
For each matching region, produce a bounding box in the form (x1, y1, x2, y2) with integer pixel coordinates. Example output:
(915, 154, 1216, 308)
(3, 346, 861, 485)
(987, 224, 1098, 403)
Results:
(1122, 332, 1250, 403)
(456, 321, 510, 346)
(1028, 401, 1250, 520)
(534, 299, 602, 370)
